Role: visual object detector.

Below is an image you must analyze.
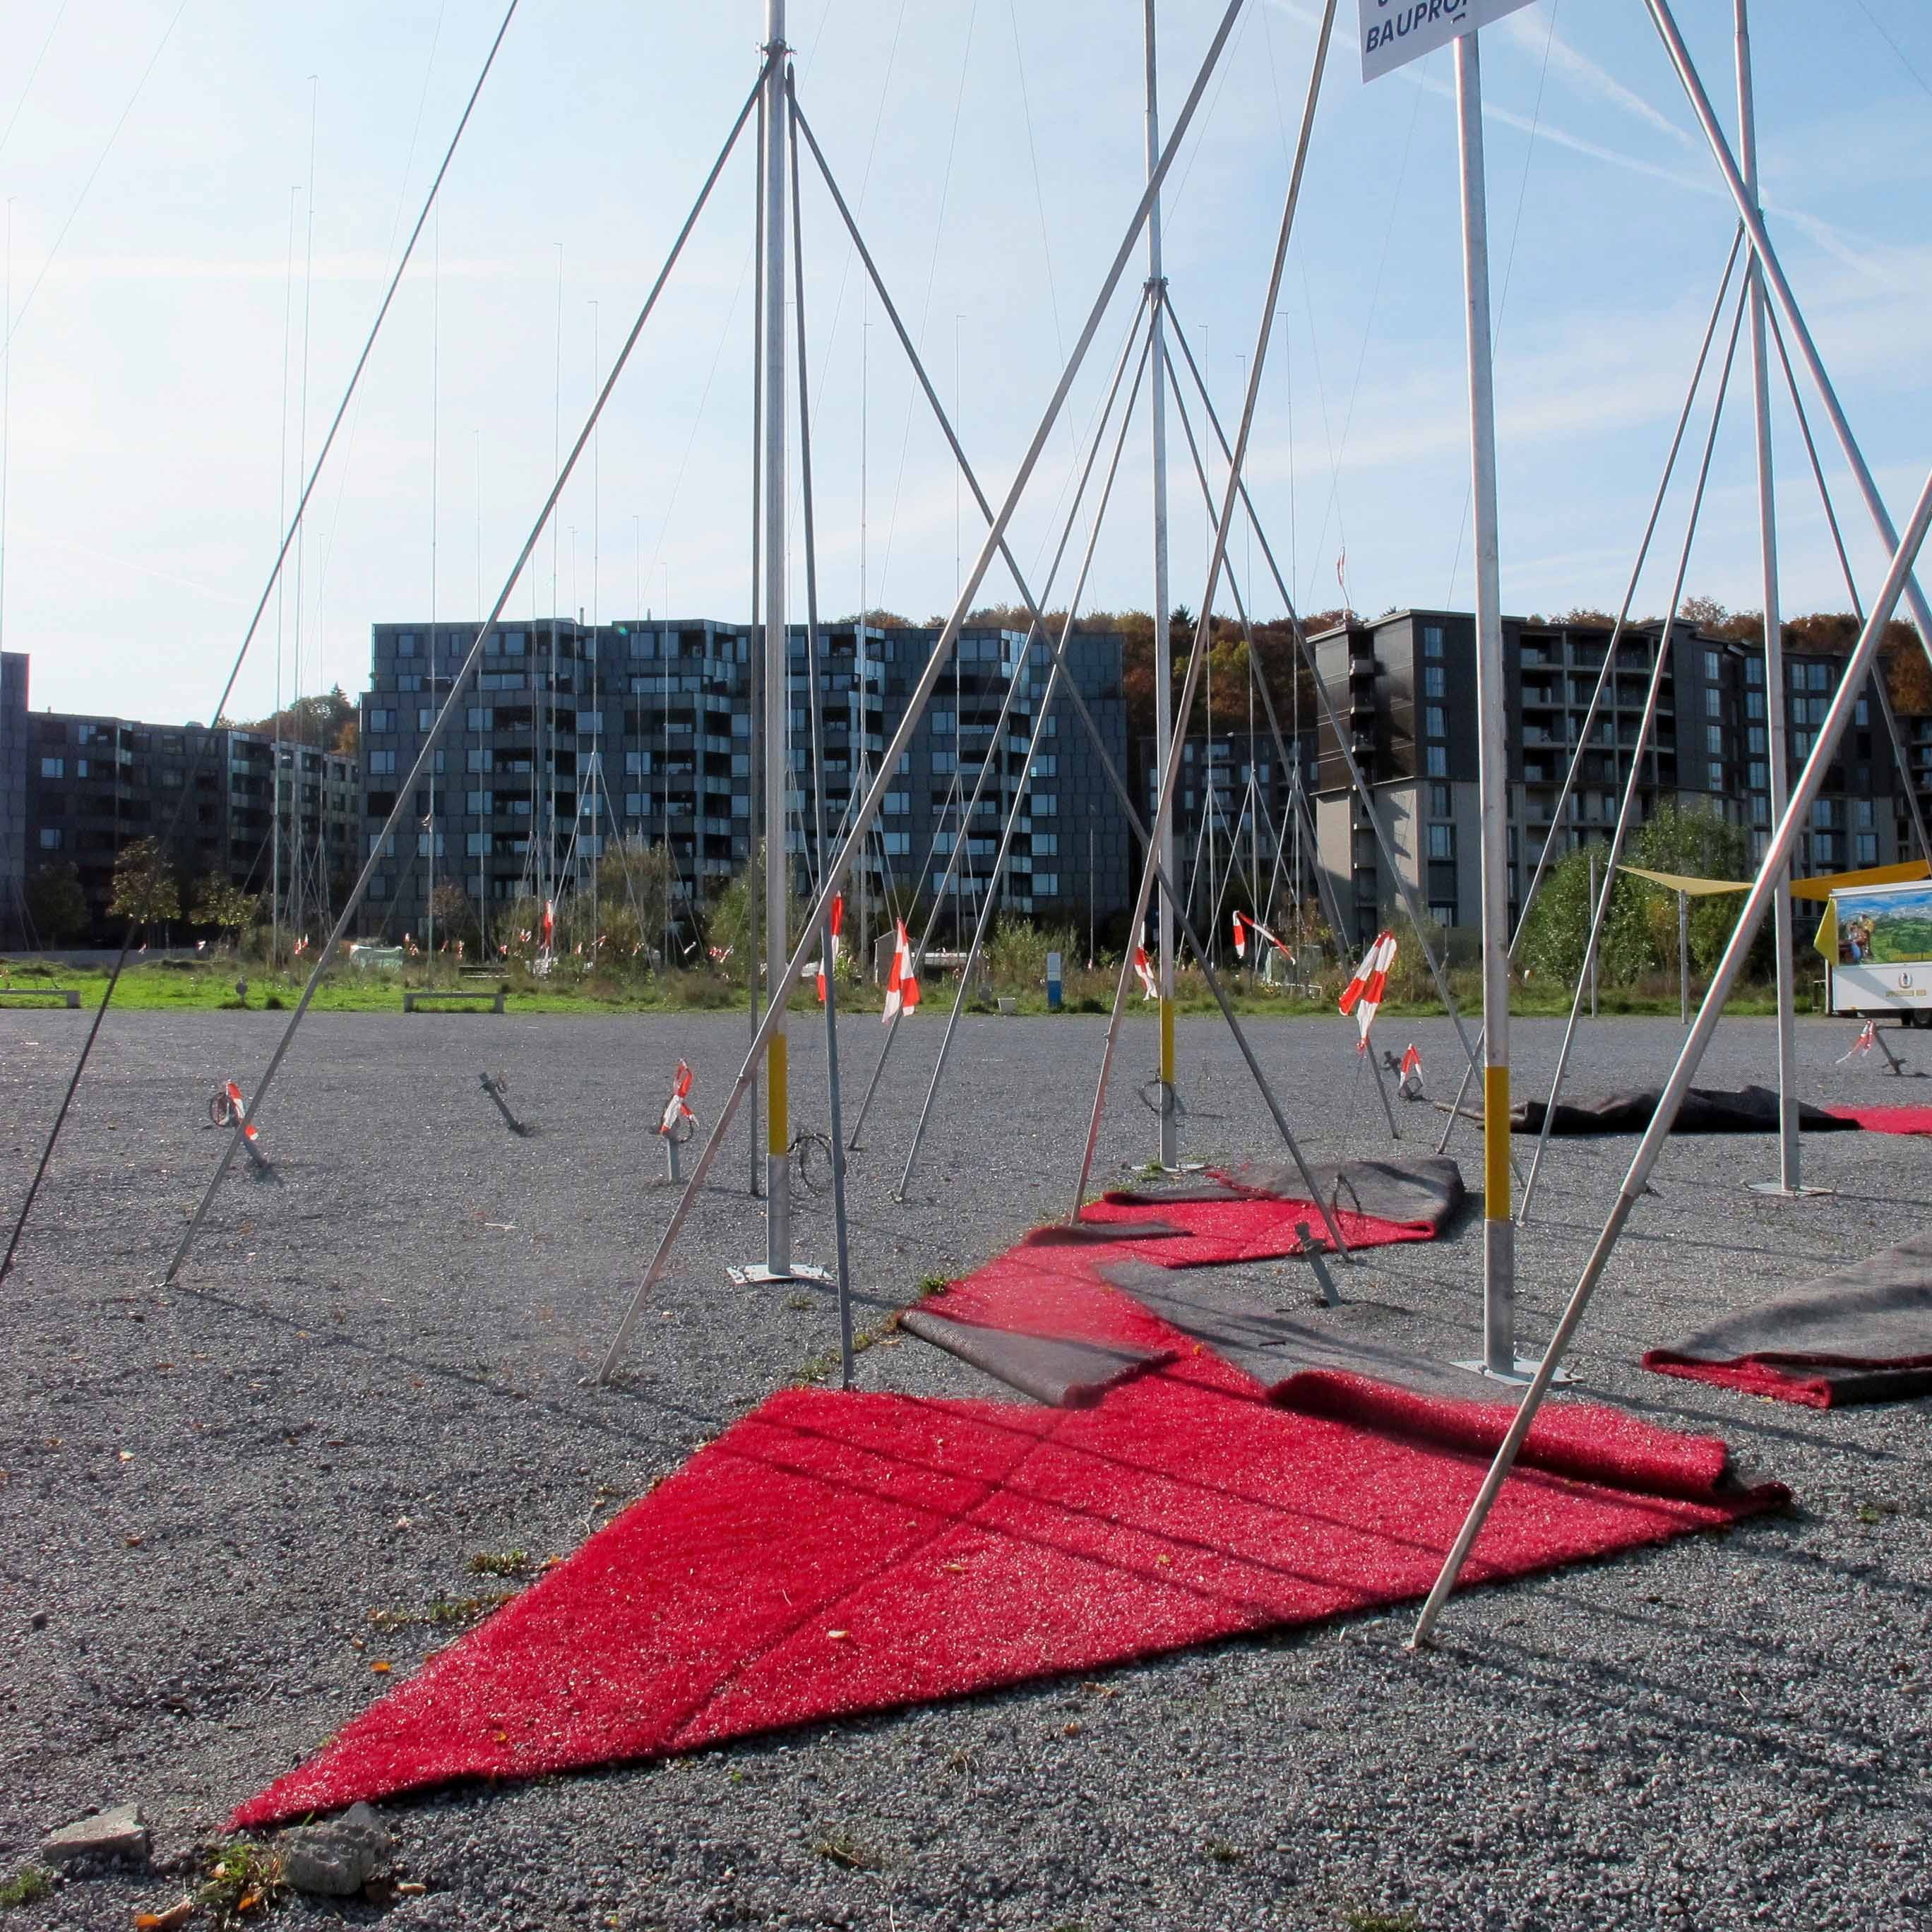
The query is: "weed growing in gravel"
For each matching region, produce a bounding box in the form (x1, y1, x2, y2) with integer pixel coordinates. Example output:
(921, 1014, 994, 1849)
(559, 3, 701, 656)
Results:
(0, 1866, 53, 1909)
(915, 1275, 949, 1298)
(1342, 1912, 1417, 1932)
(785, 1292, 814, 1311)
(197, 1840, 285, 1928)
(1207, 1842, 1243, 1864)
(1856, 1499, 1902, 1525)
(368, 1592, 516, 1630)
(813, 1833, 883, 1873)
(469, 1549, 534, 1578)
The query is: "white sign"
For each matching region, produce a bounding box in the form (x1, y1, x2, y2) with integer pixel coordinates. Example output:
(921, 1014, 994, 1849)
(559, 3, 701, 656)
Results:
(1831, 962, 1932, 1016)
(1360, 0, 1539, 83)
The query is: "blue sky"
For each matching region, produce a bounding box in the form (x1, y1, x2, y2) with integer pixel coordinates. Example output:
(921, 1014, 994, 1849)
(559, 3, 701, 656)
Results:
(2, 0, 1929, 725)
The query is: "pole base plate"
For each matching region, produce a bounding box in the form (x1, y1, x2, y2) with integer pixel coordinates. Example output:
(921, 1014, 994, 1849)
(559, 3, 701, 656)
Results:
(1743, 1182, 1833, 1198)
(1452, 1355, 1578, 1387)
(728, 1262, 833, 1287)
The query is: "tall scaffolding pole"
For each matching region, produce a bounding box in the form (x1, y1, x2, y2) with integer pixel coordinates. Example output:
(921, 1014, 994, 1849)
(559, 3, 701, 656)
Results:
(1455, 28, 1528, 1378)
(759, 0, 793, 1277)
(1736, 0, 1809, 1198)
(1145, 0, 1179, 1168)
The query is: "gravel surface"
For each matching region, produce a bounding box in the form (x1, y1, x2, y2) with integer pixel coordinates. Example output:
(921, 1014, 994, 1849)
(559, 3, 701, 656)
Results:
(1, 1002, 1928, 1931)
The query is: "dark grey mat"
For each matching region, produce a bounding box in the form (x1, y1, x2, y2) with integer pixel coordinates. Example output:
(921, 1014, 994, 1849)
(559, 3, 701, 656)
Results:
(1644, 1231, 1932, 1406)
(1097, 1258, 1494, 1402)
(1495, 1084, 1861, 1136)
(896, 1308, 1171, 1409)
(1109, 1156, 1466, 1233)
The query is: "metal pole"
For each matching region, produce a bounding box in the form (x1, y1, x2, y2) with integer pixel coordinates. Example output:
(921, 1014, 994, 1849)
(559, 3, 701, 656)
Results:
(1145, 0, 1179, 1169)
(746, 81, 766, 1203)
(1455, 30, 1517, 1376)
(1736, 0, 1798, 1191)
(1645, 0, 1932, 672)
(1070, 0, 1337, 1225)
(1412, 458, 1932, 1652)
(1678, 888, 1690, 1026)
(785, 85, 852, 1373)
(762, 0, 790, 1272)
(594, 0, 1256, 1383)
(1587, 849, 1599, 1019)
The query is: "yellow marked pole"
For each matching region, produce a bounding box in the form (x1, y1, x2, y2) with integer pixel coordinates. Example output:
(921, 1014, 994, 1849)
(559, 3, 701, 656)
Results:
(767, 1032, 788, 1159)
(1484, 1066, 1510, 1219)
(1159, 996, 1176, 1109)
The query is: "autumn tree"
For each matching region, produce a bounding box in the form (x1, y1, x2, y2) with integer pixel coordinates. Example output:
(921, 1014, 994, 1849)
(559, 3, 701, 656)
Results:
(109, 838, 180, 926)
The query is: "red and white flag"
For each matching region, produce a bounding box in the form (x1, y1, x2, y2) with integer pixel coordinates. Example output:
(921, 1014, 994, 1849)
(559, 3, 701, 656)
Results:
(1338, 929, 1396, 1049)
(1133, 946, 1158, 1001)
(883, 920, 921, 1024)
(1400, 1042, 1423, 1083)
(1839, 1020, 1878, 1063)
(1232, 912, 1247, 960)
(225, 1079, 259, 1142)
(658, 1061, 695, 1136)
(541, 900, 555, 946)
(816, 893, 845, 1003)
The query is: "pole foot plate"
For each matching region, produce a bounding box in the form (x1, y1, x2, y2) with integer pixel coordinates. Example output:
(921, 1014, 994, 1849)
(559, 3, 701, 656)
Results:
(1743, 1182, 1833, 1198)
(728, 1263, 833, 1287)
(1451, 1355, 1578, 1386)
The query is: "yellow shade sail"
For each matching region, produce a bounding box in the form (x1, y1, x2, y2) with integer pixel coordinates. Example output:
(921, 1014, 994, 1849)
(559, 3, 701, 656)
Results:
(1618, 864, 1751, 897)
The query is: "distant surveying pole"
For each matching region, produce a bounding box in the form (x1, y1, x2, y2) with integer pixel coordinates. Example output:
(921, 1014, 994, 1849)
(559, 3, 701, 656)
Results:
(1736, 0, 1802, 1195)
(761, 0, 792, 1274)
(1362, 0, 1537, 1373)
(1455, 30, 1517, 1373)
(1146, 0, 1180, 1169)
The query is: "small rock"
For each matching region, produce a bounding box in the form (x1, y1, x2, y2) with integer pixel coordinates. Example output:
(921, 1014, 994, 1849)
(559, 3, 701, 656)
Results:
(29, 1609, 47, 1630)
(42, 1802, 148, 1867)
(280, 1801, 392, 1897)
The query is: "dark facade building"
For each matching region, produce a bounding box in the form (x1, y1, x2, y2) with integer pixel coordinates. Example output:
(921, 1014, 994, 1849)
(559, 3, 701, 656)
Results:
(355, 617, 1132, 942)
(1, 652, 25, 941)
(1306, 608, 1914, 946)
(8, 666, 358, 943)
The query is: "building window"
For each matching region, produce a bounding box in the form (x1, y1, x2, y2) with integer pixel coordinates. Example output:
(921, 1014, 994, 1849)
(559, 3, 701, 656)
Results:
(1707, 724, 1723, 753)
(1032, 793, 1058, 816)
(1034, 873, 1059, 898)
(1855, 698, 1870, 726)
(1430, 901, 1456, 929)
(369, 709, 395, 732)
(1748, 760, 1767, 792)
(1704, 649, 1721, 679)
(1855, 798, 1876, 830)
(931, 711, 953, 736)
(1030, 753, 1057, 778)
(1426, 823, 1454, 860)
(38, 826, 61, 849)
(1708, 759, 1725, 789)
(1809, 663, 1830, 692)
(883, 830, 910, 856)
(395, 633, 417, 657)
(883, 791, 909, 816)
(368, 750, 396, 775)
(1428, 782, 1452, 818)
(1425, 706, 1447, 739)
(467, 749, 492, 773)
(39, 756, 63, 778)
(1423, 665, 1445, 698)
(1425, 745, 1448, 777)
(1422, 624, 1445, 660)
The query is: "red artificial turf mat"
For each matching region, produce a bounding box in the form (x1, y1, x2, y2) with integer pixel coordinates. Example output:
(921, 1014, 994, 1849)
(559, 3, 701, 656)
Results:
(1081, 1191, 1434, 1260)
(1642, 1353, 1839, 1409)
(233, 1353, 1784, 1829)
(1824, 1104, 1932, 1136)
(1272, 1370, 1739, 1498)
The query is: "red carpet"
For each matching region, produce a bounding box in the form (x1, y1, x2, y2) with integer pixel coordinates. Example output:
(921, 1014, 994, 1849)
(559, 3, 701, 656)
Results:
(232, 1187, 1784, 1830)
(1825, 1103, 1932, 1136)
(234, 1349, 1778, 1830)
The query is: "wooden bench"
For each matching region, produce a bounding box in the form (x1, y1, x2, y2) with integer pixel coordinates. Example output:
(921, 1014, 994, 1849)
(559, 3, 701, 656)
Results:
(402, 988, 506, 1014)
(0, 986, 81, 1008)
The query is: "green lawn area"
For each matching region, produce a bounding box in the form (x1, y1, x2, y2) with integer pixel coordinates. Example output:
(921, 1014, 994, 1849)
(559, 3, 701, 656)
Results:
(0, 955, 1788, 1021)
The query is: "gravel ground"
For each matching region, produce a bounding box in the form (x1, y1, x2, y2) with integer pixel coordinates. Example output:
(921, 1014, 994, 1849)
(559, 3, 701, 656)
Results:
(1, 1001, 1928, 1931)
